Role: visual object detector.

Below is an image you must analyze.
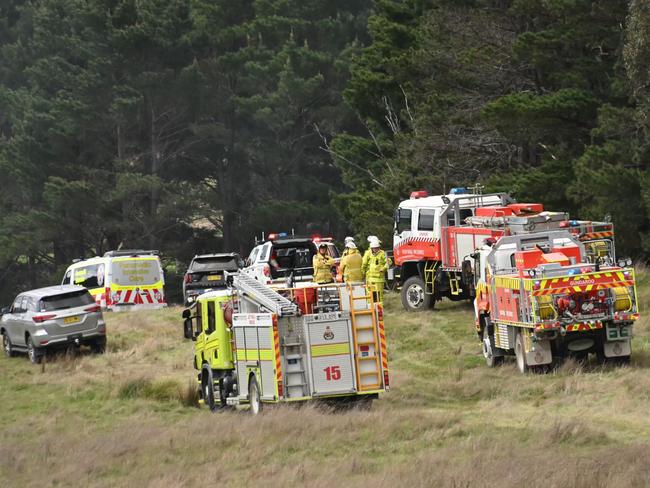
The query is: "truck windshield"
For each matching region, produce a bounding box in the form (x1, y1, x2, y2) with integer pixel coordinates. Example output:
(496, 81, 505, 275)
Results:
(112, 258, 162, 286)
(395, 208, 412, 233)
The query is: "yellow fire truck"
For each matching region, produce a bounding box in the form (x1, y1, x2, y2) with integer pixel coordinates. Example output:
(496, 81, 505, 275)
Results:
(182, 272, 389, 413)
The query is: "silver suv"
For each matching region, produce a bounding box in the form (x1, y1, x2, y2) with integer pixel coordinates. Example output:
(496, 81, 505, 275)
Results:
(1, 285, 107, 363)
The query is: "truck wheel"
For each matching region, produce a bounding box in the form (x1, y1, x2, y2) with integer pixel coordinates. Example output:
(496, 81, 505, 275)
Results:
(514, 332, 528, 374)
(248, 376, 262, 415)
(482, 325, 503, 368)
(3, 333, 15, 358)
(27, 337, 42, 364)
(201, 366, 218, 411)
(401, 276, 433, 311)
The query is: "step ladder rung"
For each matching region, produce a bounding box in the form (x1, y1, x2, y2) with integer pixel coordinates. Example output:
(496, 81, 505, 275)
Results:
(358, 355, 378, 360)
(287, 382, 308, 387)
(352, 295, 372, 300)
(285, 354, 302, 360)
(283, 342, 302, 347)
(355, 326, 375, 331)
(286, 369, 305, 373)
(360, 372, 379, 376)
(357, 341, 377, 346)
(359, 384, 380, 390)
(351, 309, 373, 315)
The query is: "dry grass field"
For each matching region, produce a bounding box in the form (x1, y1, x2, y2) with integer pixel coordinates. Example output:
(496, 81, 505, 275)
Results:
(3, 273, 650, 487)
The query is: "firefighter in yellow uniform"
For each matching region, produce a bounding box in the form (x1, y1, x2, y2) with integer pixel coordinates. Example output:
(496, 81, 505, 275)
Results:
(362, 236, 390, 302)
(340, 241, 363, 283)
(313, 243, 335, 284)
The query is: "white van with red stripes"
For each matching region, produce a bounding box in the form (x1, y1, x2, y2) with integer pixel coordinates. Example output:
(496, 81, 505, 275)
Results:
(61, 250, 166, 311)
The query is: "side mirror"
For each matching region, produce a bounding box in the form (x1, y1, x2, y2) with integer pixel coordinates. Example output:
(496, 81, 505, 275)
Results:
(182, 309, 191, 319)
(183, 318, 193, 340)
(1, 306, 9, 314)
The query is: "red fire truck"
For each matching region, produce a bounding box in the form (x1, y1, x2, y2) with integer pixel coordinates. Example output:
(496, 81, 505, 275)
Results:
(391, 188, 618, 311)
(474, 230, 637, 371)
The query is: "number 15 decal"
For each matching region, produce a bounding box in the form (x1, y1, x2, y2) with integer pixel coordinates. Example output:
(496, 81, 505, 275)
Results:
(324, 365, 341, 381)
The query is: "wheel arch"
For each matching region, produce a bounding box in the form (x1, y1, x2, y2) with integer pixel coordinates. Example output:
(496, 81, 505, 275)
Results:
(400, 261, 427, 282)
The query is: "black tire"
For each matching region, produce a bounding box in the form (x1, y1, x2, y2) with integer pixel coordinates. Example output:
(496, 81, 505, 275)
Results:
(482, 323, 504, 368)
(91, 338, 106, 354)
(27, 337, 43, 364)
(514, 332, 528, 374)
(401, 276, 434, 312)
(3, 333, 15, 358)
(201, 366, 218, 411)
(248, 376, 262, 415)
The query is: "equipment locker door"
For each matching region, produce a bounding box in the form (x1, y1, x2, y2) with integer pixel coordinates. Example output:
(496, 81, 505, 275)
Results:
(232, 313, 276, 401)
(304, 313, 356, 396)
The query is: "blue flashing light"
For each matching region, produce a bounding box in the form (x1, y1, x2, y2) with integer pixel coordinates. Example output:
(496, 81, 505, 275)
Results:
(567, 268, 579, 275)
(278, 232, 288, 237)
(569, 220, 579, 227)
(449, 187, 469, 195)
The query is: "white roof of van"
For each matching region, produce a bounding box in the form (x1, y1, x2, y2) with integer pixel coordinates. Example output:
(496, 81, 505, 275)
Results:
(398, 193, 506, 210)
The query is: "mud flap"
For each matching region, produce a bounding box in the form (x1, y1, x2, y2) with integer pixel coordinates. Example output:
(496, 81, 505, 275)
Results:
(603, 339, 631, 358)
(524, 336, 552, 366)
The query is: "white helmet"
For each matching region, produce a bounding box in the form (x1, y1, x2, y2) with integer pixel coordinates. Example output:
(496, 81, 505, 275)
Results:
(369, 237, 381, 248)
(345, 241, 357, 249)
(344, 236, 355, 244)
(367, 235, 378, 243)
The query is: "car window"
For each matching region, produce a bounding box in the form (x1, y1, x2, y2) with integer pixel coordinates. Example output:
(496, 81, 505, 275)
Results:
(327, 243, 340, 258)
(12, 295, 23, 313)
(27, 296, 38, 312)
(73, 263, 106, 289)
(40, 290, 94, 311)
(248, 247, 260, 265)
(259, 243, 271, 262)
(20, 296, 28, 312)
(62, 269, 72, 285)
(191, 257, 238, 272)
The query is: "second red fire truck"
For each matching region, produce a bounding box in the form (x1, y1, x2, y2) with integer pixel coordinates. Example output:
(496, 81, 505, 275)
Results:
(391, 188, 619, 312)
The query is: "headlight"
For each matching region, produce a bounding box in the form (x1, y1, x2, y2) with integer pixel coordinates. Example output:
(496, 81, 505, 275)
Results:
(626, 258, 633, 266)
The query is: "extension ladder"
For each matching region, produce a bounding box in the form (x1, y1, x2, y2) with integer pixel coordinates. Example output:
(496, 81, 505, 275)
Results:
(231, 272, 299, 316)
(346, 284, 382, 391)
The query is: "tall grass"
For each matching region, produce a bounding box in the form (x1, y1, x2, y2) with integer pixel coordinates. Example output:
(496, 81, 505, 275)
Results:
(2, 273, 650, 487)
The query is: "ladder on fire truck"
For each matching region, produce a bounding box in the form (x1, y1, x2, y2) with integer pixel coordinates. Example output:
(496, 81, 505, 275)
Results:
(346, 285, 382, 391)
(230, 272, 299, 316)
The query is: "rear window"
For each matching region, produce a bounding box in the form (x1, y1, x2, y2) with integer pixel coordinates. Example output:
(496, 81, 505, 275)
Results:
(112, 258, 162, 286)
(272, 243, 314, 269)
(40, 290, 94, 311)
(73, 263, 106, 289)
(191, 257, 238, 272)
